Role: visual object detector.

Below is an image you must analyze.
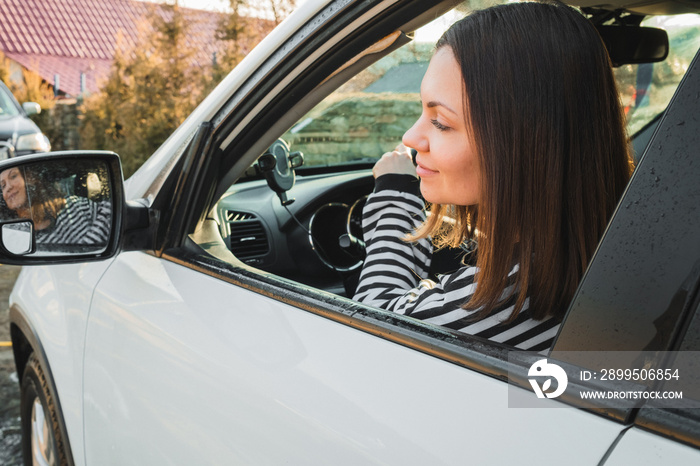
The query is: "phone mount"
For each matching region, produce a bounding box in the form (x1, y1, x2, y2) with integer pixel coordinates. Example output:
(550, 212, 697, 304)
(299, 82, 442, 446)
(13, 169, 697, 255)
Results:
(257, 139, 304, 206)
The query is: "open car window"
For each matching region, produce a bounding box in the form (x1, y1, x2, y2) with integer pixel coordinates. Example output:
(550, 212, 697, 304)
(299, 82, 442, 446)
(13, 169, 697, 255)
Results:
(219, 5, 700, 294)
(215, 2, 480, 295)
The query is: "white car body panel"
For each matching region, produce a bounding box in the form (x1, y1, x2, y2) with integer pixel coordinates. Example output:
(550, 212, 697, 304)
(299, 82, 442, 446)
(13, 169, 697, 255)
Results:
(82, 252, 622, 464)
(605, 428, 700, 465)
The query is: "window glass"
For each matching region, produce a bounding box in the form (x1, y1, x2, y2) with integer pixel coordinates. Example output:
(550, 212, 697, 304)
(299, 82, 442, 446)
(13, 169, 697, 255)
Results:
(616, 14, 700, 135)
(0, 87, 20, 117)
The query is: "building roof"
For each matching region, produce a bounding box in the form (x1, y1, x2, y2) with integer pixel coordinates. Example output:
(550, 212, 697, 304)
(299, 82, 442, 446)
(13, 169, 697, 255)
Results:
(0, 0, 265, 96)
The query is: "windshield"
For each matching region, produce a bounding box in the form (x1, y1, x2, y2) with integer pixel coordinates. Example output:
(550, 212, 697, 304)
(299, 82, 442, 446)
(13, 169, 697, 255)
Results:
(0, 86, 20, 118)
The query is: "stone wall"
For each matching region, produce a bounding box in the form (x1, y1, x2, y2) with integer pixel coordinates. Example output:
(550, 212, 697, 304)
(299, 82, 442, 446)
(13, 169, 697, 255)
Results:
(284, 92, 421, 166)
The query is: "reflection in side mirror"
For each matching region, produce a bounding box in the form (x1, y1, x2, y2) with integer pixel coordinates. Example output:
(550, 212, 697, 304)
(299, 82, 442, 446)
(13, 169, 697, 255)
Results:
(1, 221, 33, 255)
(0, 157, 114, 257)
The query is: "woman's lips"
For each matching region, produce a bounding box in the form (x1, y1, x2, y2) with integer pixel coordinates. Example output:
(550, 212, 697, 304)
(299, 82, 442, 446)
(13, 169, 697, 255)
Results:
(416, 163, 438, 177)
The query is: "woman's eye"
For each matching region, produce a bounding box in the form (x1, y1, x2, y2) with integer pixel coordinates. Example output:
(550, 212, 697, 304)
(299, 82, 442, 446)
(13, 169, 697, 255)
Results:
(430, 119, 450, 131)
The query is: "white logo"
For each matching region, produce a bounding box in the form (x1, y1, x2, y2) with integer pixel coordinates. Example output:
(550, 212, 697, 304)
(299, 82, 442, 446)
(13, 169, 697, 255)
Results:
(528, 359, 568, 399)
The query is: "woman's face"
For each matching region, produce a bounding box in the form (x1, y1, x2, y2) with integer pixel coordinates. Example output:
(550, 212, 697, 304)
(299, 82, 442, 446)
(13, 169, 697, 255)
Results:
(0, 167, 28, 212)
(402, 47, 481, 206)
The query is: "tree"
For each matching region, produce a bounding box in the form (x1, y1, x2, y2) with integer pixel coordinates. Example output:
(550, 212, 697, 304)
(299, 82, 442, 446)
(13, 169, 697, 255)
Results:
(207, 0, 249, 89)
(0, 52, 9, 84)
(249, 0, 297, 25)
(0, 51, 61, 148)
(206, 0, 277, 91)
(80, 0, 288, 178)
(81, 3, 203, 177)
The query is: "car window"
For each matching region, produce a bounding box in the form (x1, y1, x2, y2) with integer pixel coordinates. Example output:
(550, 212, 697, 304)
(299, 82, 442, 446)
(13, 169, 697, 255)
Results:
(217, 4, 700, 300)
(216, 2, 482, 288)
(0, 86, 20, 117)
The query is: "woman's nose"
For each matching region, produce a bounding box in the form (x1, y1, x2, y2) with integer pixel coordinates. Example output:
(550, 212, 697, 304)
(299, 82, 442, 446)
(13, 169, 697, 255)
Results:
(402, 117, 428, 153)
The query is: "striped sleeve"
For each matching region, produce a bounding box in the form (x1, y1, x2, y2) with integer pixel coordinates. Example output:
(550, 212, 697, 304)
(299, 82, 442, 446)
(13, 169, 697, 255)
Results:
(37, 196, 111, 246)
(353, 174, 438, 312)
(353, 187, 481, 318)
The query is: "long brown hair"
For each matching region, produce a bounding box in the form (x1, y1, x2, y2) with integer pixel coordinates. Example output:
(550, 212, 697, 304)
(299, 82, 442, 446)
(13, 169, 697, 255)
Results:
(414, 1, 632, 322)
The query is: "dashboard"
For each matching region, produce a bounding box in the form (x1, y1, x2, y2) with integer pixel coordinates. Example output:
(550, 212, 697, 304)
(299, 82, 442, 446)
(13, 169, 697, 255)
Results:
(215, 169, 376, 296)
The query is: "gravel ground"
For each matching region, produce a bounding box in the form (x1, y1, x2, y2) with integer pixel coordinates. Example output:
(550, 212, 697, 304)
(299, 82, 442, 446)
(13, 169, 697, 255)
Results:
(0, 265, 24, 466)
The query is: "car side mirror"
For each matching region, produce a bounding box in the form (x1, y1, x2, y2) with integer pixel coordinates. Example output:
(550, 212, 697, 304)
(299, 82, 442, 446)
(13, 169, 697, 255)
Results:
(21, 102, 41, 116)
(0, 151, 126, 264)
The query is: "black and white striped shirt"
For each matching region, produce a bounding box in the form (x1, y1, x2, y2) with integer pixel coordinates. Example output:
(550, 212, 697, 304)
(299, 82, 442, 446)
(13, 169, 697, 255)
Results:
(35, 195, 111, 249)
(353, 175, 560, 352)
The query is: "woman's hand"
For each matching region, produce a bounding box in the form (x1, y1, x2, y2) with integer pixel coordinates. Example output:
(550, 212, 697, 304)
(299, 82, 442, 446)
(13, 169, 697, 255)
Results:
(372, 144, 417, 179)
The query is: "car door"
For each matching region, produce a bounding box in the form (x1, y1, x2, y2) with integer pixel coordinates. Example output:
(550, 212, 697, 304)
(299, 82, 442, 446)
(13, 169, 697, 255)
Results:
(81, 0, 631, 464)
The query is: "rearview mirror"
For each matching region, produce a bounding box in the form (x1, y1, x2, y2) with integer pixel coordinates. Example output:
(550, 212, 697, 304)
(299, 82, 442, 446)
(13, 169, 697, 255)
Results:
(0, 152, 124, 264)
(596, 25, 669, 67)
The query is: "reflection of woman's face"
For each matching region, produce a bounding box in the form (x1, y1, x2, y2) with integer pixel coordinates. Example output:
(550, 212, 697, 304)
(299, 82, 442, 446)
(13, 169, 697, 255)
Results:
(0, 167, 28, 212)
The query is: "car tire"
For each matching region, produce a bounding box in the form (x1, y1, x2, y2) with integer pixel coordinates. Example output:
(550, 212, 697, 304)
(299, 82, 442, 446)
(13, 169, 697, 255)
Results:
(20, 353, 68, 466)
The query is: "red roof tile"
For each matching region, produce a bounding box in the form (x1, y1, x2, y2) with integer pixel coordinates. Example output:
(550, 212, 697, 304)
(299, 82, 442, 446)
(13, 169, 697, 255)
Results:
(0, 0, 270, 96)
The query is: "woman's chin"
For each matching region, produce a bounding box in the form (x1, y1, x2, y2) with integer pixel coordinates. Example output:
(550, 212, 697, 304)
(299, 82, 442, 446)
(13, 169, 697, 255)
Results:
(419, 185, 440, 205)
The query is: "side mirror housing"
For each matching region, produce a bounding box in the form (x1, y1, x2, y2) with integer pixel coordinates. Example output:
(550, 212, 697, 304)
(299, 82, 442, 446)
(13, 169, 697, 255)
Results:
(21, 102, 41, 116)
(0, 151, 127, 265)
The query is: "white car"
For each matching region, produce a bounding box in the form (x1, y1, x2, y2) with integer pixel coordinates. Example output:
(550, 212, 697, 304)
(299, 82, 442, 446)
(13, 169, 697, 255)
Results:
(5, 0, 700, 464)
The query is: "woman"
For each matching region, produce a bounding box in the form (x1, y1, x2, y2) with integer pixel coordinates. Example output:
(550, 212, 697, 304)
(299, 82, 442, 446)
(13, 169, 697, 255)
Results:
(353, 2, 633, 351)
(0, 165, 111, 249)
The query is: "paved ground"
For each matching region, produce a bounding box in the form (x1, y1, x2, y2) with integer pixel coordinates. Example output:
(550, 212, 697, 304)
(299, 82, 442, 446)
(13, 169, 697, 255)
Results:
(0, 265, 24, 466)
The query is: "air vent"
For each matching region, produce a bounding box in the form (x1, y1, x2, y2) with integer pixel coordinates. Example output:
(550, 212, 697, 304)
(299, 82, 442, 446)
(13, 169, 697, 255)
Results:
(227, 210, 257, 222)
(228, 211, 269, 261)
